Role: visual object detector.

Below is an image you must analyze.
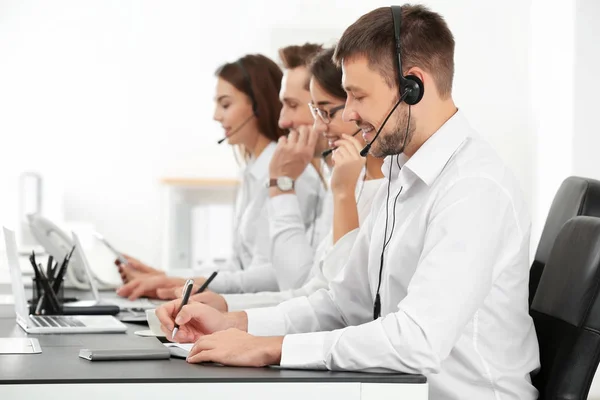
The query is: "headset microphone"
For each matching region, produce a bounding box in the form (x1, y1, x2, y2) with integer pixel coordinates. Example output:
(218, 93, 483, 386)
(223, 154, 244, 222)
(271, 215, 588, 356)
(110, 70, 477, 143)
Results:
(217, 59, 259, 145)
(216, 115, 254, 145)
(321, 129, 362, 158)
(359, 90, 411, 157)
(370, 6, 425, 320)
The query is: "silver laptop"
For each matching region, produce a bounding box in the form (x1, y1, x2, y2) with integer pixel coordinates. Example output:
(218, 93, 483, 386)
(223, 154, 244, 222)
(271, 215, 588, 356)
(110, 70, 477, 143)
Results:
(67, 232, 162, 319)
(3, 227, 127, 334)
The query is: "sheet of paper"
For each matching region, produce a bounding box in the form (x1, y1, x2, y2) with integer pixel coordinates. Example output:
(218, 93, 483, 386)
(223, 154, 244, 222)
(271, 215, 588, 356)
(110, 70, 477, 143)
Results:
(0, 338, 42, 354)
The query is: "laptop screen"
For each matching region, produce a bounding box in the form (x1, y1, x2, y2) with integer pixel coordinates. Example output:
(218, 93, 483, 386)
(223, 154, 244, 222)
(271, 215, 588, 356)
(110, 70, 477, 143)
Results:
(3, 227, 31, 321)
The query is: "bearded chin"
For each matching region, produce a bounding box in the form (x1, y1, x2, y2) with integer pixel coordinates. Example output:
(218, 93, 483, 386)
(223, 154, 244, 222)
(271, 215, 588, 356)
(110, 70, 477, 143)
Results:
(372, 112, 414, 158)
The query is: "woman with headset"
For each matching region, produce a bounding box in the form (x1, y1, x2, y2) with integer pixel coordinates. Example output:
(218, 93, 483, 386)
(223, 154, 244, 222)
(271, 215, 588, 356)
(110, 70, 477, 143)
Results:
(157, 47, 384, 311)
(117, 54, 323, 299)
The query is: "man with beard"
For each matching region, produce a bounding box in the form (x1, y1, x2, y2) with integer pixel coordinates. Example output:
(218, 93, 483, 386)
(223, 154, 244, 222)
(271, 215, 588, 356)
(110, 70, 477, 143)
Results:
(156, 5, 540, 400)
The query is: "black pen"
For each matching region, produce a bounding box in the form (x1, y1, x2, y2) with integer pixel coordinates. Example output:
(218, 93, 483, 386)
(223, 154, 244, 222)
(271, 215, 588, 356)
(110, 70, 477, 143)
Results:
(172, 279, 195, 339)
(30, 252, 40, 281)
(46, 255, 55, 280)
(35, 261, 61, 314)
(30, 253, 44, 314)
(52, 246, 75, 293)
(195, 271, 218, 294)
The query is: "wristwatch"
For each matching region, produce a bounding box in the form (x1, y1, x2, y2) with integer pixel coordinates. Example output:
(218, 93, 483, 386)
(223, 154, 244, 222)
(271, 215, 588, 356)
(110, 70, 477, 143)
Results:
(267, 176, 295, 191)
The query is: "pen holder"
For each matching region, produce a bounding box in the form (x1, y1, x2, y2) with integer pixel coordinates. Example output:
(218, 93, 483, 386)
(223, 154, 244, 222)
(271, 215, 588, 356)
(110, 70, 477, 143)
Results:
(29, 277, 65, 315)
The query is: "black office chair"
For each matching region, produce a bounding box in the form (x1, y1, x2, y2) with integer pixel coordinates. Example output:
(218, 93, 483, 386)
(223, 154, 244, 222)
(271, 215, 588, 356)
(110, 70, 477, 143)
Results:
(530, 176, 600, 305)
(531, 216, 600, 399)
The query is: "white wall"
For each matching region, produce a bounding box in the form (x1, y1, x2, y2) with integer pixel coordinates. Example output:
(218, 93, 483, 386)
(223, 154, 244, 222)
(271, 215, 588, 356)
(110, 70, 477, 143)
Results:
(573, 0, 600, 180)
(529, 0, 576, 254)
(0, 0, 536, 267)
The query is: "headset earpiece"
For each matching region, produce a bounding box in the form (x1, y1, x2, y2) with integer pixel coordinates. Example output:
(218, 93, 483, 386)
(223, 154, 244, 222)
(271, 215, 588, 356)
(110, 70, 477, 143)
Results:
(401, 75, 424, 106)
(392, 5, 424, 107)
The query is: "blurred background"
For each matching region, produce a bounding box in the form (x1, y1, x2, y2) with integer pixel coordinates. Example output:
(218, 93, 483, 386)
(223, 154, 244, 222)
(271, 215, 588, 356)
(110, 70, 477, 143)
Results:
(0, 0, 597, 281)
(1, 0, 600, 395)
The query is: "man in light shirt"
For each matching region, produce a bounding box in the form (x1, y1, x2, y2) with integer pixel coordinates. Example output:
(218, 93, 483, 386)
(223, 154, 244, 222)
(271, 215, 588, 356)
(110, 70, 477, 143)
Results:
(199, 43, 331, 294)
(156, 5, 540, 399)
(263, 43, 332, 291)
(116, 45, 328, 297)
(157, 47, 385, 312)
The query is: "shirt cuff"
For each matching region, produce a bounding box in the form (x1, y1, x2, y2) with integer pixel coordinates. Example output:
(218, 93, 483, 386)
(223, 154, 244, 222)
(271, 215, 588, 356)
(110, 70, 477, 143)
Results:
(268, 194, 302, 219)
(166, 268, 195, 278)
(246, 306, 287, 336)
(280, 331, 329, 370)
(223, 294, 246, 312)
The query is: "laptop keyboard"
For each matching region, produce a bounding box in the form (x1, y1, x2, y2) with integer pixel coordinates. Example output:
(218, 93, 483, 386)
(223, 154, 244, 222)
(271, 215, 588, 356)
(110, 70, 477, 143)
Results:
(122, 307, 146, 315)
(30, 315, 86, 328)
(117, 307, 146, 321)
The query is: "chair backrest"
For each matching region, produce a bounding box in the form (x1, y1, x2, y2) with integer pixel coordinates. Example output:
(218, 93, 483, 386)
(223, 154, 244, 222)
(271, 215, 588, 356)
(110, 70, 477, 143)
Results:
(530, 176, 600, 305)
(531, 216, 600, 400)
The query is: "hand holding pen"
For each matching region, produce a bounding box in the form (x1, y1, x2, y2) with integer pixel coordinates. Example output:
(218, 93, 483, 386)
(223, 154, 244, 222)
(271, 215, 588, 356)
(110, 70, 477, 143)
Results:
(171, 279, 195, 339)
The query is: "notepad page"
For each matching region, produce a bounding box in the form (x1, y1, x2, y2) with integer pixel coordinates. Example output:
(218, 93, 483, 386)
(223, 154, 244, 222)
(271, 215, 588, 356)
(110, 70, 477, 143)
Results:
(163, 342, 193, 358)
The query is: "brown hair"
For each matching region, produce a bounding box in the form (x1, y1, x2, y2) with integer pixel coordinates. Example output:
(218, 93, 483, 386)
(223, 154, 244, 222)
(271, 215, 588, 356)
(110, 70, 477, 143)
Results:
(279, 43, 323, 69)
(333, 4, 455, 98)
(279, 43, 323, 90)
(309, 47, 346, 100)
(215, 54, 286, 143)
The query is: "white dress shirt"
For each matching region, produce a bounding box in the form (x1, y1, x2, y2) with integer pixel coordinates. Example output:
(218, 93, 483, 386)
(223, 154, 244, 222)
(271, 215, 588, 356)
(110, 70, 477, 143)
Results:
(266, 164, 331, 290)
(208, 142, 323, 294)
(246, 111, 540, 400)
(224, 176, 383, 311)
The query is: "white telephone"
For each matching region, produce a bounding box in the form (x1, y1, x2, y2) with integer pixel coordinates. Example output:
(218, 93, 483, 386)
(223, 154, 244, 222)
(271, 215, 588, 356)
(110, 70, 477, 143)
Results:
(26, 214, 121, 290)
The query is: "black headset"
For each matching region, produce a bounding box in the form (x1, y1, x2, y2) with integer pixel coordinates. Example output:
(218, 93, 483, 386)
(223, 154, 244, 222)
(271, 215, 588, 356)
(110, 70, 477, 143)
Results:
(359, 6, 423, 157)
(372, 6, 423, 320)
(391, 5, 424, 106)
(236, 59, 259, 117)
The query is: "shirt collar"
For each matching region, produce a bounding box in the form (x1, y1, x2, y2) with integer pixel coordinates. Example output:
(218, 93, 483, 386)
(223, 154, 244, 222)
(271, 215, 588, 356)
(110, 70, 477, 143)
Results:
(246, 141, 277, 180)
(402, 109, 469, 186)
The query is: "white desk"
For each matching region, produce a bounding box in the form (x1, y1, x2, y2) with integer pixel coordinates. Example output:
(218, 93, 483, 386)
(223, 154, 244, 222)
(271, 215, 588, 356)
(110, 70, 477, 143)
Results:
(1, 382, 427, 400)
(0, 281, 427, 399)
(0, 306, 427, 400)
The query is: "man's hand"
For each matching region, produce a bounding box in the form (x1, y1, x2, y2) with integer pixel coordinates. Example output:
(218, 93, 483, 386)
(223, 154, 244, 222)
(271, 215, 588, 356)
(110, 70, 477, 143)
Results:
(115, 255, 163, 283)
(186, 329, 284, 367)
(330, 134, 366, 196)
(116, 274, 185, 300)
(190, 291, 228, 312)
(156, 300, 245, 343)
(269, 125, 319, 193)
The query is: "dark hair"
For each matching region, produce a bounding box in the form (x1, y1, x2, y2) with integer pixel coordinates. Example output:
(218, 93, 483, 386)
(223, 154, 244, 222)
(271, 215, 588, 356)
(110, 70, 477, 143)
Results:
(309, 47, 346, 100)
(279, 43, 324, 69)
(215, 54, 285, 142)
(333, 4, 455, 98)
(279, 43, 323, 90)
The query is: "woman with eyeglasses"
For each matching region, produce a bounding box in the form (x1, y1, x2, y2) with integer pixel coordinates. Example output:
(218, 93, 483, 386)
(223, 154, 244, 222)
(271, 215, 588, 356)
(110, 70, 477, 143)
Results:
(308, 50, 385, 246)
(170, 47, 385, 312)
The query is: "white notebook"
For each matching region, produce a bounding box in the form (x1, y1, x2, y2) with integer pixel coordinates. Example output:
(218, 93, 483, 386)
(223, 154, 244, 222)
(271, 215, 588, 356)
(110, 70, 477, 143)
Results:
(163, 342, 193, 359)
